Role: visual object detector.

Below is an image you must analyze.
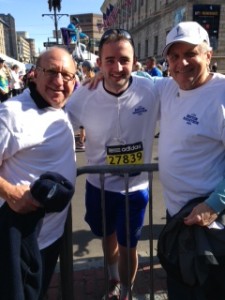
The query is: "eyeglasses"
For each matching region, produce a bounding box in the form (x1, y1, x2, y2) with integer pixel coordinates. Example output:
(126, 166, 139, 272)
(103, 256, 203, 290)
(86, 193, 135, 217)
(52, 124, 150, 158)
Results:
(99, 29, 134, 49)
(37, 67, 75, 82)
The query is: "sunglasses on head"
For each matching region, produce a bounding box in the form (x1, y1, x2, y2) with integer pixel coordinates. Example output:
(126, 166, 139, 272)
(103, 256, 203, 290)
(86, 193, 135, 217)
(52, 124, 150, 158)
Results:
(99, 28, 134, 49)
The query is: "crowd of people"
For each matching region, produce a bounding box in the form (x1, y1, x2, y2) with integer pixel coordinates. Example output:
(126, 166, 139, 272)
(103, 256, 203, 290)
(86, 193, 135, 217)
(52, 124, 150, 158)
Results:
(0, 59, 37, 102)
(0, 20, 225, 300)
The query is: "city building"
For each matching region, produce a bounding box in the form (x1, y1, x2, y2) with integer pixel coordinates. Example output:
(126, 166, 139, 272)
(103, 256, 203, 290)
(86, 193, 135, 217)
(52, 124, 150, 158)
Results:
(0, 14, 37, 64)
(0, 18, 6, 54)
(0, 13, 18, 59)
(17, 32, 36, 63)
(26, 38, 36, 63)
(100, 0, 225, 72)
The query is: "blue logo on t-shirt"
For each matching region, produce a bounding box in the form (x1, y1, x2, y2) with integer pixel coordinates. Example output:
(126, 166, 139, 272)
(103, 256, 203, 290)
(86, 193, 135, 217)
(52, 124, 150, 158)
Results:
(133, 106, 147, 116)
(183, 113, 199, 125)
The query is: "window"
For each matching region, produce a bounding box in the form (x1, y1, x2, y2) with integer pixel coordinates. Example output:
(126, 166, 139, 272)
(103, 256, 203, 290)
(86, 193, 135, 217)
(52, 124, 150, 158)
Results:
(153, 36, 158, 55)
(137, 42, 141, 58)
(145, 39, 148, 58)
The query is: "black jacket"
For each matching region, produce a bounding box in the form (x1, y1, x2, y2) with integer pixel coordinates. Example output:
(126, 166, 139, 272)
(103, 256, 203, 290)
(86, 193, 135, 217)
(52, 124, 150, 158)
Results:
(157, 197, 225, 287)
(0, 172, 74, 300)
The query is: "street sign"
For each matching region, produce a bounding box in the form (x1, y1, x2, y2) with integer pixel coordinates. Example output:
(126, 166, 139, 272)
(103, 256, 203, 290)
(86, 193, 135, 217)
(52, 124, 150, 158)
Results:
(43, 42, 58, 47)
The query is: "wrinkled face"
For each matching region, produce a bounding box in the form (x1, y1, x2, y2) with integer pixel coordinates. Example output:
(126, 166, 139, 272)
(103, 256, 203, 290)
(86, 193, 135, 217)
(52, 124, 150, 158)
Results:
(97, 40, 135, 94)
(34, 48, 76, 108)
(166, 42, 212, 90)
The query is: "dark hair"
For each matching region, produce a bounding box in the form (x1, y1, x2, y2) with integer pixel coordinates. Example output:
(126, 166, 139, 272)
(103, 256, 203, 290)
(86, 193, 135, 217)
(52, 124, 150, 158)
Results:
(12, 64, 19, 70)
(82, 60, 94, 71)
(99, 29, 135, 57)
(72, 17, 79, 24)
(148, 56, 156, 62)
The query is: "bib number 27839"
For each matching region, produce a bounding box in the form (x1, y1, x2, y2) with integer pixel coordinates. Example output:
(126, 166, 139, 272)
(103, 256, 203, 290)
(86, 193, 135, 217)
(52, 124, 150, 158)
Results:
(106, 142, 144, 165)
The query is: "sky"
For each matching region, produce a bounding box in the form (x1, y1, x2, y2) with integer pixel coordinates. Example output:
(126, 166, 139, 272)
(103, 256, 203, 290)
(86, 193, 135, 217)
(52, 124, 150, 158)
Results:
(0, 0, 103, 53)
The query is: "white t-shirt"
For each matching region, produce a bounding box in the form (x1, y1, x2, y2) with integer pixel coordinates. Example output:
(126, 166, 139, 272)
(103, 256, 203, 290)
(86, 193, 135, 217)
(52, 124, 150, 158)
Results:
(0, 89, 76, 249)
(10, 70, 21, 90)
(67, 75, 159, 192)
(155, 73, 225, 216)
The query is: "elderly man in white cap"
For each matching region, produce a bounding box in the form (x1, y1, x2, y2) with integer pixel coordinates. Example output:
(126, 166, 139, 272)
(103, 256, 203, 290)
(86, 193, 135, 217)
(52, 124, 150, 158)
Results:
(155, 21, 225, 300)
(84, 21, 225, 300)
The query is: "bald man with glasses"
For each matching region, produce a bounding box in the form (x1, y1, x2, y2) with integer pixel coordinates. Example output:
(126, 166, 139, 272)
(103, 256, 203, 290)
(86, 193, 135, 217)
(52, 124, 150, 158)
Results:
(0, 47, 77, 299)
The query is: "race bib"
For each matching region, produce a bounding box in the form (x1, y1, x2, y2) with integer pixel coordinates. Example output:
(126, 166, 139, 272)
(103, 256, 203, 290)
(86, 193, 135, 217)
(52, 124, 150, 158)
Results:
(106, 142, 144, 165)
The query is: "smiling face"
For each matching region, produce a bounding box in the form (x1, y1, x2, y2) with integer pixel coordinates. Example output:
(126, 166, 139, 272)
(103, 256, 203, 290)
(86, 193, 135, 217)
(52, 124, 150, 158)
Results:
(34, 48, 76, 108)
(97, 39, 136, 94)
(166, 42, 212, 90)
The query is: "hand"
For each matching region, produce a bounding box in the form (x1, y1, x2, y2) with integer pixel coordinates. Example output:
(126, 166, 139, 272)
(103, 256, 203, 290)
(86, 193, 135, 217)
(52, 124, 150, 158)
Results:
(6, 184, 41, 214)
(82, 71, 103, 89)
(184, 202, 218, 226)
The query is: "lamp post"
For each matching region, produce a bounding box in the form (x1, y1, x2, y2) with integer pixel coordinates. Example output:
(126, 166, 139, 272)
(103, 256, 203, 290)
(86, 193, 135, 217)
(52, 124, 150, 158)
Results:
(42, 0, 68, 44)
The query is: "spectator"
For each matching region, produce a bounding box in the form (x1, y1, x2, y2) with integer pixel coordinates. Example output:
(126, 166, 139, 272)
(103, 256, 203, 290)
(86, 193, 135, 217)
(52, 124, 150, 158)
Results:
(66, 17, 89, 62)
(146, 56, 163, 77)
(132, 61, 152, 79)
(81, 60, 95, 80)
(0, 58, 11, 102)
(23, 65, 35, 89)
(211, 61, 218, 72)
(76, 60, 97, 150)
(10, 64, 23, 96)
(67, 17, 88, 44)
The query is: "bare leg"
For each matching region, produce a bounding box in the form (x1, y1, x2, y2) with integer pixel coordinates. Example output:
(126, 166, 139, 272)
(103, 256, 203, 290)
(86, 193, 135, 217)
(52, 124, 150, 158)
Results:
(102, 232, 119, 268)
(102, 233, 120, 299)
(118, 245, 138, 286)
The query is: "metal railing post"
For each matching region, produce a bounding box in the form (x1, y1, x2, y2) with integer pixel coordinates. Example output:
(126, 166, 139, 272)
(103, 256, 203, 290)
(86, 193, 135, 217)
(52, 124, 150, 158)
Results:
(100, 173, 110, 299)
(60, 205, 74, 300)
(148, 172, 154, 299)
(59, 163, 159, 299)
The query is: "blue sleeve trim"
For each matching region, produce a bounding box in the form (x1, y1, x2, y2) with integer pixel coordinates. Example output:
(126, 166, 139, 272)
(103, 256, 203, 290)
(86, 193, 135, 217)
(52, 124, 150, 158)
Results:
(205, 180, 225, 214)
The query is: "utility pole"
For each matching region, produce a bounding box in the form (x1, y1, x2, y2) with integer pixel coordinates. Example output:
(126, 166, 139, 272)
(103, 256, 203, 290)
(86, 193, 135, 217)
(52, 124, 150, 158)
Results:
(43, 0, 68, 45)
(42, 11, 68, 44)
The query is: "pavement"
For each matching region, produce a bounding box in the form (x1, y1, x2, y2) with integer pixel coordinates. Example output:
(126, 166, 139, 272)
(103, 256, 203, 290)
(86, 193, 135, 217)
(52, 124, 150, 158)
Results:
(47, 259, 168, 300)
(46, 135, 168, 299)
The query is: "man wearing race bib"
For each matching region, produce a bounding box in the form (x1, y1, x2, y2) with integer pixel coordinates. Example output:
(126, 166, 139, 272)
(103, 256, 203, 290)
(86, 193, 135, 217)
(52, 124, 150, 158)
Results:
(67, 29, 159, 300)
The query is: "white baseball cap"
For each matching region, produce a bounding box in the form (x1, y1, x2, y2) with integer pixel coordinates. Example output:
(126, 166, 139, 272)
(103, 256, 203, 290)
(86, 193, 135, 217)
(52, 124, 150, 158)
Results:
(162, 21, 210, 58)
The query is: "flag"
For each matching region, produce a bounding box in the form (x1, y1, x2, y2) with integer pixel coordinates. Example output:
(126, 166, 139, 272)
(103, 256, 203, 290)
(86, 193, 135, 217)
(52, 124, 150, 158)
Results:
(60, 28, 71, 45)
(106, 6, 113, 26)
(124, 0, 132, 7)
(109, 4, 119, 23)
(103, 13, 108, 29)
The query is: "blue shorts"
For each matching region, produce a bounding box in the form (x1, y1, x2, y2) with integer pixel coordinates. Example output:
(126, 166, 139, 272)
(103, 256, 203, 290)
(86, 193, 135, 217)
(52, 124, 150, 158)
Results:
(85, 181, 149, 247)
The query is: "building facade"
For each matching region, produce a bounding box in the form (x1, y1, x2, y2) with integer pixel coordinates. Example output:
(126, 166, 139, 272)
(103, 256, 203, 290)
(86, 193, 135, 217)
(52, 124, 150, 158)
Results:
(0, 13, 18, 59)
(16, 32, 36, 63)
(0, 14, 37, 63)
(100, 0, 225, 72)
(0, 19, 6, 54)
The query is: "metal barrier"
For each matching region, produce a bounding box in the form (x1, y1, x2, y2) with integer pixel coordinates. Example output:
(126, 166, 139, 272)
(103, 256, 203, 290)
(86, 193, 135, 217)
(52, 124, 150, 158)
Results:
(60, 163, 159, 300)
